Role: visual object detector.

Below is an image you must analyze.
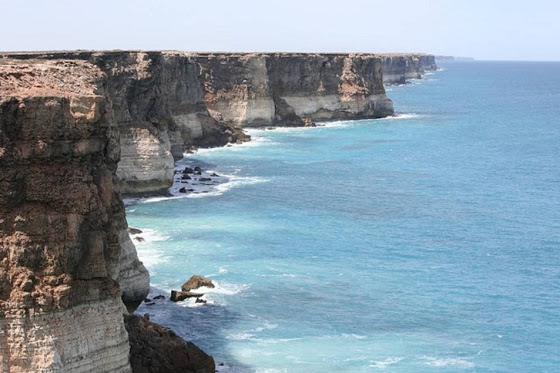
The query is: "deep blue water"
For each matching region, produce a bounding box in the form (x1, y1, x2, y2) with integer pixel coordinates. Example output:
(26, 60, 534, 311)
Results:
(128, 62, 560, 372)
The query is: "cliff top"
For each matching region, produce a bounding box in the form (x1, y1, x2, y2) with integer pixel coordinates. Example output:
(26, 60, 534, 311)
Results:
(0, 50, 435, 60)
(0, 59, 103, 98)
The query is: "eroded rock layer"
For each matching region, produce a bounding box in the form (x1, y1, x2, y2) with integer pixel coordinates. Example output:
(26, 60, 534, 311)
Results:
(193, 53, 394, 127)
(0, 60, 149, 372)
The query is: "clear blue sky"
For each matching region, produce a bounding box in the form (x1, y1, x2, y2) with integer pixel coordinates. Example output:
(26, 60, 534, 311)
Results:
(1, 0, 558, 61)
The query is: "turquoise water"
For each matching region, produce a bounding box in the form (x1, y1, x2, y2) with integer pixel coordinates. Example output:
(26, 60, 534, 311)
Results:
(129, 62, 560, 372)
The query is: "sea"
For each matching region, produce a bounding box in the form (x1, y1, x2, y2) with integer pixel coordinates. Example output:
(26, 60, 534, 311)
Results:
(128, 61, 560, 372)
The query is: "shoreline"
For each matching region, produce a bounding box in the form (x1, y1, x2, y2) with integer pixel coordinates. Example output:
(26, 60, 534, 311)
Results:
(121, 111, 430, 205)
(0, 51, 435, 372)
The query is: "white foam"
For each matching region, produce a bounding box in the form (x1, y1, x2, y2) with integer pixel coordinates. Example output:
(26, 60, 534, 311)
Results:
(130, 228, 170, 244)
(128, 228, 171, 268)
(202, 281, 249, 296)
(254, 322, 278, 332)
(176, 296, 213, 308)
(422, 357, 475, 368)
(226, 332, 255, 341)
(168, 158, 270, 200)
(195, 135, 273, 154)
(247, 126, 317, 134)
(134, 249, 168, 268)
(205, 266, 230, 277)
(226, 333, 300, 345)
(173, 281, 248, 308)
(380, 113, 426, 120)
(256, 368, 289, 373)
(254, 337, 301, 344)
(258, 273, 298, 278)
(369, 357, 403, 369)
(341, 333, 367, 340)
(318, 333, 368, 341)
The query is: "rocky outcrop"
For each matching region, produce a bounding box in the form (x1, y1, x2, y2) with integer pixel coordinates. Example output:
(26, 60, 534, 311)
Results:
(170, 275, 215, 303)
(181, 275, 215, 292)
(381, 53, 437, 84)
(2, 51, 400, 195)
(124, 314, 215, 373)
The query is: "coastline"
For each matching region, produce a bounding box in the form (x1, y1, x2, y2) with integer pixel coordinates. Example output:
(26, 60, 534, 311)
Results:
(2, 51, 435, 198)
(0, 51, 435, 372)
(122, 112, 430, 205)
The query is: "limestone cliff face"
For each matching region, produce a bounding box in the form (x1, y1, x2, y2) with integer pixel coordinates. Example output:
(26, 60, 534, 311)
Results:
(381, 53, 437, 84)
(0, 60, 149, 371)
(3, 51, 399, 195)
(266, 53, 394, 123)
(84, 52, 250, 195)
(194, 53, 394, 126)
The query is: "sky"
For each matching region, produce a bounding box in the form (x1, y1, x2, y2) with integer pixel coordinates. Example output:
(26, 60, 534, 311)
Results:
(1, 0, 559, 61)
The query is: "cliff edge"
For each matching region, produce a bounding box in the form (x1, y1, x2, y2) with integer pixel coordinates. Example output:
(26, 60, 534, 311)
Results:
(0, 59, 213, 372)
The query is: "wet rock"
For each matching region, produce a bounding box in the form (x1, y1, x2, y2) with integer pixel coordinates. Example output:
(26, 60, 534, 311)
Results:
(183, 167, 194, 174)
(182, 174, 191, 180)
(128, 227, 143, 235)
(134, 237, 145, 243)
(303, 117, 316, 127)
(199, 177, 212, 182)
(181, 275, 215, 292)
(153, 295, 165, 300)
(170, 290, 204, 302)
(125, 314, 215, 373)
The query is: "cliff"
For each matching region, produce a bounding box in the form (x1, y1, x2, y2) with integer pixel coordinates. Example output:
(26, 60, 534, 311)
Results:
(381, 53, 437, 84)
(0, 50, 435, 371)
(2, 51, 400, 195)
(192, 53, 394, 127)
(0, 59, 212, 372)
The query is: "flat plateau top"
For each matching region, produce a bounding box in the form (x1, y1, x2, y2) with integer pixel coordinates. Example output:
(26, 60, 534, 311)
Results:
(0, 59, 102, 97)
(0, 50, 434, 59)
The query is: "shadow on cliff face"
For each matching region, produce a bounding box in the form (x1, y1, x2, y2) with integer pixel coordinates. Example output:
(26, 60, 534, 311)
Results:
(136, 287, 255, 373)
